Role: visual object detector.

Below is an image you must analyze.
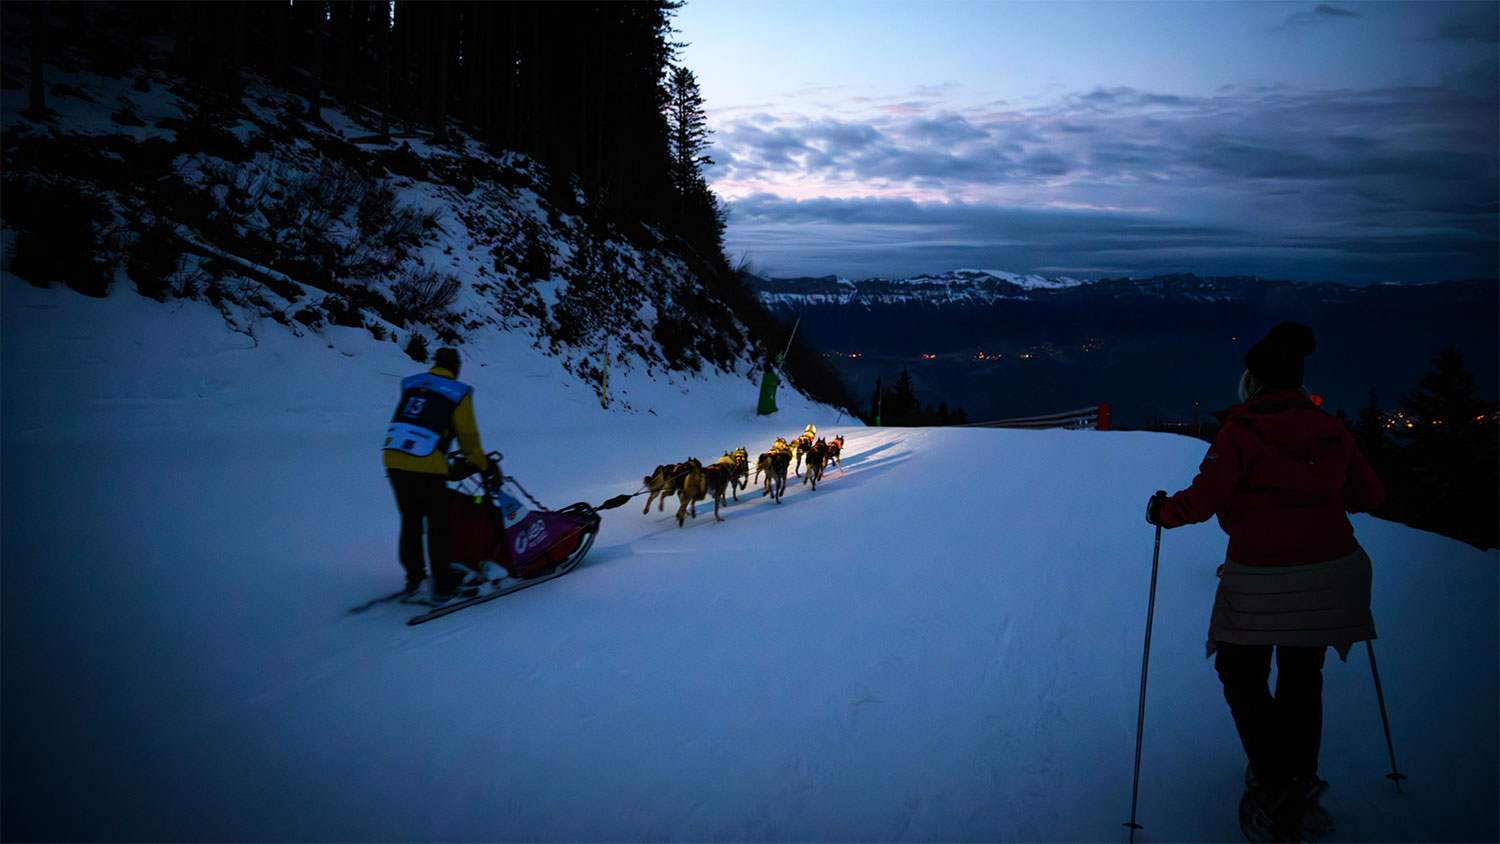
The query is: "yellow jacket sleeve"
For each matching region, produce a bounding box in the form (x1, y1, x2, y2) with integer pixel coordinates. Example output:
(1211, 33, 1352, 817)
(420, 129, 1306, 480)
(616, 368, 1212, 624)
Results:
(450, 393, 490, 472)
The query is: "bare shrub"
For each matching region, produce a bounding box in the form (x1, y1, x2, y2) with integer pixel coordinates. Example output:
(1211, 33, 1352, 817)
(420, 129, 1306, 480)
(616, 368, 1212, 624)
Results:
(392, 269, 461, 322)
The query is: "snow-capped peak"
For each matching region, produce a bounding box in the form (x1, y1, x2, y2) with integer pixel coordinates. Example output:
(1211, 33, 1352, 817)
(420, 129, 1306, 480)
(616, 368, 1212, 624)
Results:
(953, 269, 1090, 290)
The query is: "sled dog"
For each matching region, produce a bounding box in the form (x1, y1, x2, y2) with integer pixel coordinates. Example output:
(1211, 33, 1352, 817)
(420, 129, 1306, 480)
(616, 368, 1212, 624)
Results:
(643, 462, 685, 514)
(757, 448, 792, 503)
(792, 432, 816, 476)
(802, 438, 829, 490)
(825, 435, 845, 473)
(727, 447, 750, 501)
(699, 454, 737, 521)
(676, 458, 707, 527)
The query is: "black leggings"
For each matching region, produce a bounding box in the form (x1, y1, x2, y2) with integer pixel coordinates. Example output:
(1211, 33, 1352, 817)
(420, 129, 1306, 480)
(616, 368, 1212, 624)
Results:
(387, 469, 457, 590)
(1215, 642, 1327, 786)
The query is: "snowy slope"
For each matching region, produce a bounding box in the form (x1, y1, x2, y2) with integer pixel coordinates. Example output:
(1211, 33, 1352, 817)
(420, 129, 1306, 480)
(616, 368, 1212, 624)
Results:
(2, 277, 1496, 843)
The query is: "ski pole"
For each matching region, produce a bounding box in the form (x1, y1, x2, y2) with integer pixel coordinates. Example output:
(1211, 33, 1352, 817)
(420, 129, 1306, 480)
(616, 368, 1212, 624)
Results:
(1365, 640, 1407, 792)
(1124, 493, 1166, 843)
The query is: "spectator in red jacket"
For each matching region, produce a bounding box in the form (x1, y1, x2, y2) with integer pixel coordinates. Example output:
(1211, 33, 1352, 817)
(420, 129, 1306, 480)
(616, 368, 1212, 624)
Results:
(1146, 322, 1384, 840)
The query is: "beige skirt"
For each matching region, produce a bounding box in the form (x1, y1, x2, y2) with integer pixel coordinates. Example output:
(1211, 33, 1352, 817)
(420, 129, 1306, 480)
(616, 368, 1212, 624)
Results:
(1206, 546, 1376, 661)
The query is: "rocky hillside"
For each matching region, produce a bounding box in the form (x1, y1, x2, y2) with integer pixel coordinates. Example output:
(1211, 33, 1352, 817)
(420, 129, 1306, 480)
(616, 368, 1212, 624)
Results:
(1, 3, 763, 409)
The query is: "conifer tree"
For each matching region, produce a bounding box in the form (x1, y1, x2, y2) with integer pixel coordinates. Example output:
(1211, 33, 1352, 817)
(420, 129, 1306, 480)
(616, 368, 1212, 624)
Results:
(1393, 349, 1498, 548)
(664, 65, 724, 253)
(1351, 387, 1389, 463)
(888, 370, 921, 425)
(665, 65, 711, 201)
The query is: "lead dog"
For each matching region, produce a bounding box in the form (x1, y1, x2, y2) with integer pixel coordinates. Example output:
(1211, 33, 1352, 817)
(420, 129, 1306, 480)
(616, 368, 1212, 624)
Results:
(825, 435, 845, 473)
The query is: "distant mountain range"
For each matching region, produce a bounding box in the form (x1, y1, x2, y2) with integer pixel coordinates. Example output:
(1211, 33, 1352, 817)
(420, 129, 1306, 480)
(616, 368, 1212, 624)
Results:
(746, 270, 1498, 428)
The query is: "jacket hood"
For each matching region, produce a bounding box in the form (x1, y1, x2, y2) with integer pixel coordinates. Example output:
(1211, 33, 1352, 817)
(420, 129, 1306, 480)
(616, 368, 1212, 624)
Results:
(1222, 391, 1353, 483)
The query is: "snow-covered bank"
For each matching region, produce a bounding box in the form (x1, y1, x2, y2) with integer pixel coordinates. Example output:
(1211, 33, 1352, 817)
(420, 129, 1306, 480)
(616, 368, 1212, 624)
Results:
(3, 279, 1496, 842)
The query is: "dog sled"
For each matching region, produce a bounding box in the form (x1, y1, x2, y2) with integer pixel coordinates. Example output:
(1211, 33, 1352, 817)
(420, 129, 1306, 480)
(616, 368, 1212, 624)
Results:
(352, 452, 629, 623)
(447, 450, 606, 584)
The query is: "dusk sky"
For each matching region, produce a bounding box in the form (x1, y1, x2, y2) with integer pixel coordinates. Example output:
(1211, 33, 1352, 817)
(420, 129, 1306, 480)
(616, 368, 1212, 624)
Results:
(674, 1, 1499, 284)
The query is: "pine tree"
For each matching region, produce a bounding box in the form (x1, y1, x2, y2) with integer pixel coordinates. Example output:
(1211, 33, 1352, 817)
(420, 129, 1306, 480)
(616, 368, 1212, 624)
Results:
(665, 65, 711, 201)
(1351, 387, 1389, 463)
(1396, 349, 1495, 439)
(663, 64, 724, 254)
(888, 370, 921, 426)
(1393, 349, 1498, 549)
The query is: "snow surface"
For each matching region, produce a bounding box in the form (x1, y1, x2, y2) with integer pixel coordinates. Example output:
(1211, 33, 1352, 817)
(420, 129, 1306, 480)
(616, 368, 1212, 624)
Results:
(2, 276, 1496, 843)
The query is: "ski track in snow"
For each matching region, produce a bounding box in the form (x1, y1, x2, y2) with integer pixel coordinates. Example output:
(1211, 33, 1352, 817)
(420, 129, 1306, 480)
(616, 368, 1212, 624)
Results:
(1, 279, 1496, 842)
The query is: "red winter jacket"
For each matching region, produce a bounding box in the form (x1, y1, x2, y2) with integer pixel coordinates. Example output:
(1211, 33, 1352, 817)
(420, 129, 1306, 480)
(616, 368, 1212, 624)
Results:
(1160, 390, 1385, 566)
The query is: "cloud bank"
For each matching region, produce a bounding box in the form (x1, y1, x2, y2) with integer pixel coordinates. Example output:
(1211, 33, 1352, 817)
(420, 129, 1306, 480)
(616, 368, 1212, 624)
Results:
(709, 80, 1497, 283)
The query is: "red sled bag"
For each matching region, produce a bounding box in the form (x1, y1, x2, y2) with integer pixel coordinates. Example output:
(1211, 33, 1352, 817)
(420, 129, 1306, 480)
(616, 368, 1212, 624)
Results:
(447, 491, 511, 571)
(447, 489, 599, 579)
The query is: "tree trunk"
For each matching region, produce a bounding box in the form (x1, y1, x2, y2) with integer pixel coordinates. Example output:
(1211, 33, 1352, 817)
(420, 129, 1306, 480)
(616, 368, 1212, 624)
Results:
(268, 1, 287, 85)
(391, 1, 407, 120)
(504, 1, 517, 150)
(529, 4, 542, 155)
(431, 1, 450, 143)
(27, 1, 46, 119)
(593, 16, 608, 198)
(464, 2, 485, 131)
(228, 1, 246, 102)
(173, 1, 193, 74)
(379, 0, 391, 141)
(330, 0, 348, 99)
(306, 1, 325, 125)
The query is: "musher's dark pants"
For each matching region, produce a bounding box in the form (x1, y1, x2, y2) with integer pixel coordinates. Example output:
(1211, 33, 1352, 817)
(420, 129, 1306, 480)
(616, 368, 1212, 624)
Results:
(1215, 642, 1327, 787)
(388, 468, 458, 591)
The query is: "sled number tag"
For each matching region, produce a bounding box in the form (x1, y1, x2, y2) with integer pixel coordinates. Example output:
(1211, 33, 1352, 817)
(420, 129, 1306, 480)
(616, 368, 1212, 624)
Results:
(496, 487, 531, 528)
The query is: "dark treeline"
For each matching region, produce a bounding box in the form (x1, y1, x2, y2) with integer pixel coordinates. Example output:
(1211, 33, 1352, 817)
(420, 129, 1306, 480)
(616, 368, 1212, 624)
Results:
(1349, 349, 1498, 551)
(117, 1, 723, 258)
(862, 371, 969, 427)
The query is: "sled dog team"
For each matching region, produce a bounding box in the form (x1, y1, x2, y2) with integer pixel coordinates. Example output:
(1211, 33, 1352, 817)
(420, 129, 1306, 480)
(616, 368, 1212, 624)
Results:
(642, 427, 846, 527)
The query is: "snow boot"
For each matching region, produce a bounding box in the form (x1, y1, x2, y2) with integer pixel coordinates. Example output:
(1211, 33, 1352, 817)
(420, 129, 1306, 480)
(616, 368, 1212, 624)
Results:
(478, 560, 522, 590)
(1241, 765, 1332, 843)
(1280, 776, 1333, 840)
(452, 561, 486, 586)
(1239, 787, 1285, 843)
